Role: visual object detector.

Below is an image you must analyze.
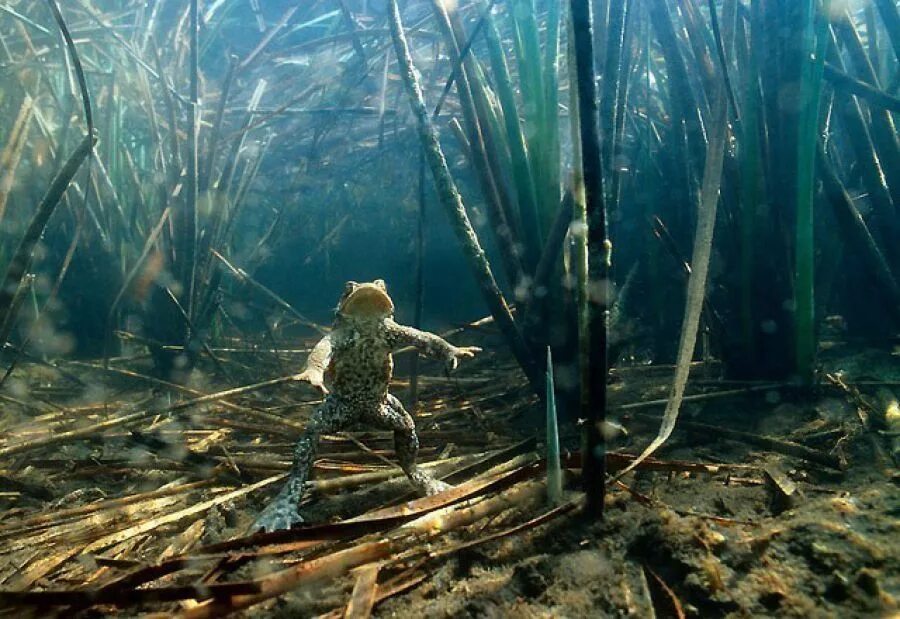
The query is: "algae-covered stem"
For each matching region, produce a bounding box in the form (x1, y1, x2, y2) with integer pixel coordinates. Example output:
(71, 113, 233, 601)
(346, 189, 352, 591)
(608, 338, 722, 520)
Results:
(569, 0, 609, 519)
(386, 0, 541, 394)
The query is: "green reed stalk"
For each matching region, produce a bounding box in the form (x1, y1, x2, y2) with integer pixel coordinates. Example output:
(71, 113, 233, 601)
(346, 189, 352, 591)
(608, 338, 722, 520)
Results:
(481, 4, 541, 260)
(739, 0, 763, 362)
(540, 0, 562, 232)
(794, 0, 830, 384)
(509, 0, 551, 228)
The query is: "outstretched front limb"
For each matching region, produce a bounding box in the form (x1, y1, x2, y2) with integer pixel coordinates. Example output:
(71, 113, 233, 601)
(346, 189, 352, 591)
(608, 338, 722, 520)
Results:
(253, 396, 353, 532)
(384, 318, 481, 371)
(294, 333, 332, 393)
(363, 394, 451, 496)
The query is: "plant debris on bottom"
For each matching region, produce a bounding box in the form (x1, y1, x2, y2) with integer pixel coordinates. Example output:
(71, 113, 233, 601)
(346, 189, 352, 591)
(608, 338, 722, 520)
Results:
(0, 340, 897, 618)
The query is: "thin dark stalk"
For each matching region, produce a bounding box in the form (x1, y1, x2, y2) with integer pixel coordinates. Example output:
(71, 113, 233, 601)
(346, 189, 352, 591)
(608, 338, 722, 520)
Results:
(570, 0, 608, 520)
(182, 0, 200, 319)
(46, 0, 93, 136)
(707, 0, 741, 123)
(409, 151, 427, 410)
(202, 55, 237, 192)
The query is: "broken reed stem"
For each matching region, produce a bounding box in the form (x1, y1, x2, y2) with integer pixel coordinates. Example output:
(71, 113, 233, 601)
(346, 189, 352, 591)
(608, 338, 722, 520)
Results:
(386, 0, 540, 393)
(179, 479, 547, 618)
(632, 412, 843, 469)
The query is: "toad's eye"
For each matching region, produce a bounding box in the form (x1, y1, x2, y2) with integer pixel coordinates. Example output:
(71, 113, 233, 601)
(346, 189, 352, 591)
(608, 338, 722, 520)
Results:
(343, 281, 358, 295)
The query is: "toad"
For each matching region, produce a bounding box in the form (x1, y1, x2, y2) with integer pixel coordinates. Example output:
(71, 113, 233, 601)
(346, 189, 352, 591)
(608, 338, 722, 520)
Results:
(253, 279, 480, 532)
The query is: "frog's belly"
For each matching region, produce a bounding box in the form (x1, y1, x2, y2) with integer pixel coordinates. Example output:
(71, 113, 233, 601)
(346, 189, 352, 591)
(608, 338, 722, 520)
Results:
(328, 355, 393, 406)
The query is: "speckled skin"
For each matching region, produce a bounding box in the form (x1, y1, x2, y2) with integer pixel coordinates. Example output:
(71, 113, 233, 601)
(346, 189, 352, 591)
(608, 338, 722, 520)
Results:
(253, 280, 480, 532)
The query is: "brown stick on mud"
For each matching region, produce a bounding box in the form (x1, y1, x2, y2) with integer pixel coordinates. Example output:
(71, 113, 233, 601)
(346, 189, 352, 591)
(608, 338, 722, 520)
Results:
(386, 0, 540, 393)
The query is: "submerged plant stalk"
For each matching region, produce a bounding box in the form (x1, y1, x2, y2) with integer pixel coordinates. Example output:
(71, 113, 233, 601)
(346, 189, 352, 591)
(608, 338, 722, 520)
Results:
(546, 347, 562, 504)
(0, 132, 97, 339)
(387, 0, 540, 393)
(570, 0, 608, 519)
(794, 0, 830, 383)
(611, 82, 729, 484)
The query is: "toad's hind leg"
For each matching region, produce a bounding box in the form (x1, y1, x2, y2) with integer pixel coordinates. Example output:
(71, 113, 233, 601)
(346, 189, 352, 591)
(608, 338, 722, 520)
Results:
(253, 397, 354, 532)
(370, 394, 452, 496)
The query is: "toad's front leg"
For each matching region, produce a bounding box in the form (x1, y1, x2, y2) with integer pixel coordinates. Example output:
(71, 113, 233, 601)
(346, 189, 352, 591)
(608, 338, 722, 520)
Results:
(253, 397, 353, 532)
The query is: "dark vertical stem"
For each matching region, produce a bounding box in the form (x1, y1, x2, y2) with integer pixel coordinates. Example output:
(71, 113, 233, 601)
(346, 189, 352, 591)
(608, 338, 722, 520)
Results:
(182, 0, 199, 318)
(570, 0, 608, 520)
(409, 152, 427, 409)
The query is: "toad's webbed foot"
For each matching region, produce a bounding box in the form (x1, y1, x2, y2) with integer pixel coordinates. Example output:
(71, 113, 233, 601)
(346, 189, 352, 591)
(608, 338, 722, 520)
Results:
(253, 494, 305, 532)
(410, 471, 453, 497)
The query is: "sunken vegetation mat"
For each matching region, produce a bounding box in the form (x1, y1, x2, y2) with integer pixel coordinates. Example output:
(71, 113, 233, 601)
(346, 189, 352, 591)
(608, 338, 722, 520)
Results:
(0, 334, 897, 617)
